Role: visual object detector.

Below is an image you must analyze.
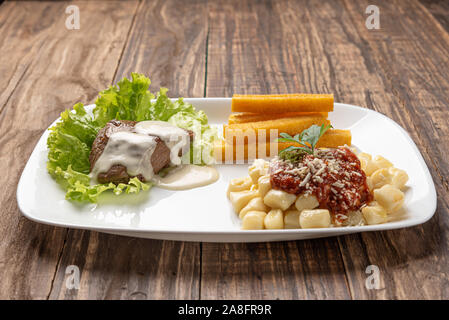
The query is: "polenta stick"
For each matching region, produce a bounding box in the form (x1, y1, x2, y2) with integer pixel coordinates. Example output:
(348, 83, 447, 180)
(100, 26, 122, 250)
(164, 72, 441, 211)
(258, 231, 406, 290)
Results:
(224, 115, 330, 143)
(214, 140, 273, 163)
(228, 112, 329, 124)
(232, 94, 334, 113)
(316, 129, 351, 148)
(214, 129, 352, 163)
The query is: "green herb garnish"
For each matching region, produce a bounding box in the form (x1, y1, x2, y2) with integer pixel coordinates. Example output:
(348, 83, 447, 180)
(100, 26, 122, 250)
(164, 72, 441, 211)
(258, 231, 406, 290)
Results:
(276, 124, 332, 161)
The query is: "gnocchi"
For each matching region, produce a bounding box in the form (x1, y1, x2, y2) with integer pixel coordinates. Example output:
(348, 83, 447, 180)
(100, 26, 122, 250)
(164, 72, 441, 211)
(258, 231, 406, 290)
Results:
(284, 210, 301, 229)
(295, 194, 319, 212)
(264, 209, 284, 229)
(229, 189, 259, 213)
(239, 197, 269, 219)
(388, 167, 408, 190)
(263, 189, 297, 211)
(364, 159, 379, 176)
(373, 155, 393, 169)
(227, 151, 408, 230)
(358, 152, 372, 162)
(343, 210, 365, 226)
(248, 159, 269, 184)
(357, 152, 371, 172)
(242, 211, 266, 230)
(299, 209, 331, 228)
(227, 176, 253, 198)
(358, 152, 391, 176)
(258, 175, 272, 198)
(362, 204, 388, 225)
(370, 167, 409, 190)
(373, 184, 404, 213)
(366, 176, 374, 191)
(370, 168, 391, 189)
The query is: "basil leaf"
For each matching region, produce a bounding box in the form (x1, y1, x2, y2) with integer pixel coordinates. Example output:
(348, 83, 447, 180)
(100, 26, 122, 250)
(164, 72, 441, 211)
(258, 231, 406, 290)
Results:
(280, 132, 294, 139)
(276, 137, 299, 143)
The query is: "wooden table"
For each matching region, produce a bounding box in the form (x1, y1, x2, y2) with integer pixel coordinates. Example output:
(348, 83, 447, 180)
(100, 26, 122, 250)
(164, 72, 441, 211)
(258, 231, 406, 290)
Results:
(1, 0, 448, 300)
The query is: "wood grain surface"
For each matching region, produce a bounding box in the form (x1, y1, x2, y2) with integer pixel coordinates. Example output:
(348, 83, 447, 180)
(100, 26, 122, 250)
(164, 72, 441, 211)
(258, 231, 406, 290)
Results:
(203, 0, 352, 300)
(47, 0, 207, 300)
(0, 0, 448, 299)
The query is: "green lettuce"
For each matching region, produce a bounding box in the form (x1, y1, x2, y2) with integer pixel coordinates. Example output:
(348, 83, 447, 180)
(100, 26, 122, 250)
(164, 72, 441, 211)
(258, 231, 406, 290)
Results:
(47, 73, 217, 203)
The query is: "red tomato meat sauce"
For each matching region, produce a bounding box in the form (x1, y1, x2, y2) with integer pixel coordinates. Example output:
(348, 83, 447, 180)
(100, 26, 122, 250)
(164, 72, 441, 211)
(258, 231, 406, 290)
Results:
(269, 146, 372, 224)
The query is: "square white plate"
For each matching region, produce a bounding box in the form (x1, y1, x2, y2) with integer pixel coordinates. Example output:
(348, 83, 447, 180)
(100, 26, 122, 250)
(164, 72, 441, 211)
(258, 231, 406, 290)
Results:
(17, 99, 437, 242)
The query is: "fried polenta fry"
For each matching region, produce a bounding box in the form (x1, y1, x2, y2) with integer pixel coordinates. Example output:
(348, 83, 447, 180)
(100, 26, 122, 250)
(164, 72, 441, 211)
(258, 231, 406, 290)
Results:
(223, 115, 330, 143)
(228, 112, 329, 124)
(215, 129, 351, 162)
(231, 94, 334, 113)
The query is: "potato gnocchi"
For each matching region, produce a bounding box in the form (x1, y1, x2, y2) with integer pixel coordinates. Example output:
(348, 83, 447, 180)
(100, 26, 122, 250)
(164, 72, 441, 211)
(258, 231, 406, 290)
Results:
(227, 150, 408, 230)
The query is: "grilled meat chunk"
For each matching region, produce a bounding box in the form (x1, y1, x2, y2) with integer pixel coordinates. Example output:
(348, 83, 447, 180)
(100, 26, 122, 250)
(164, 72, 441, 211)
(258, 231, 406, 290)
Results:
(89, 120, 192, 184)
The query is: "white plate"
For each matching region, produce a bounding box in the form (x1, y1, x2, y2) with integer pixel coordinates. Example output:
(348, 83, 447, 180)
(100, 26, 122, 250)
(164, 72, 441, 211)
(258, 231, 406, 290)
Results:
(17, 99, 437, 242)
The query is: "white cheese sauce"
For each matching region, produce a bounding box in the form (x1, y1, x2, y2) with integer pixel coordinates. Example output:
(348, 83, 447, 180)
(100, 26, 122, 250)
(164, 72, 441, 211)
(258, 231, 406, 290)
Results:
(92, 120, 218, 190)
(153, 165, 219, 190)
(92, 131, 158, 181)
(134, 121, 190, 166)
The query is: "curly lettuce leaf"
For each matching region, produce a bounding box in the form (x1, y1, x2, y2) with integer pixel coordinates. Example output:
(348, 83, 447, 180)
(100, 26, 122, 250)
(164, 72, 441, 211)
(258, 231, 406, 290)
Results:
(48, 165, 150, 202)
(168, 105, 216, 165)
(47, 73, 217, 203)
(93, 73, 154, 126)
(47, 103, 98, 174)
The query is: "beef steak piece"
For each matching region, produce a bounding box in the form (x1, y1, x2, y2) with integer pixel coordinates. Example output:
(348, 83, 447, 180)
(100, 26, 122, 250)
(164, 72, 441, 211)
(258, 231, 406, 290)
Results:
(90, 120, 172, 184)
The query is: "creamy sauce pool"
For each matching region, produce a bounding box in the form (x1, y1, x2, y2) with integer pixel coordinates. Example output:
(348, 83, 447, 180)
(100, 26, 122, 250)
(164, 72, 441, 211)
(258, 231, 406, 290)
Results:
(92, 120, 218, 190)
(153, 165, 219, 190)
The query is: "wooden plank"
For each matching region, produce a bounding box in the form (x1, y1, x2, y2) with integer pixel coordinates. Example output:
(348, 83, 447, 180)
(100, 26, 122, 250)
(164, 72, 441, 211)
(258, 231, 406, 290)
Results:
(0, 1, 63, 114)
(48, 232, 200, 299)
(305, 0, 449, 299)
(0, 0, 138, 299)
(48, 0, 207, 299)
(114, 0, 207, 97)
(202, 241, 350, 299)
(3, 0, 447, 300)
(419, 0, 449, 33)
(202, 0, 352, 299)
